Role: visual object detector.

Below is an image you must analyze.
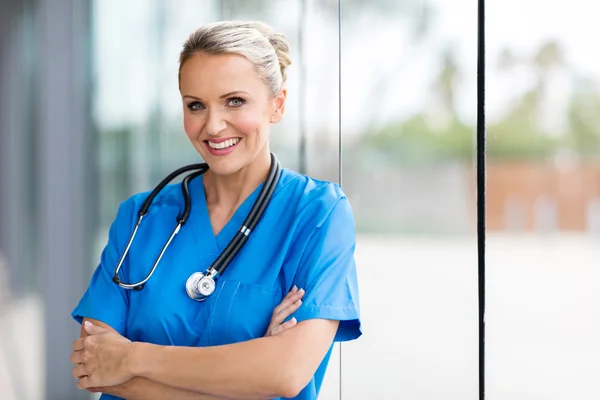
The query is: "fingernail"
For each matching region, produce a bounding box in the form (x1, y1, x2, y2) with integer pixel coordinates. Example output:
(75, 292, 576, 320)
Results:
(292, 285, 298, 292)
(84, 321, 92, 328)
(291, 317, 297, 324)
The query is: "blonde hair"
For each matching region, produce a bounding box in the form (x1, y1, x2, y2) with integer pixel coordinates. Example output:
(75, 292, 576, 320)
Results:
(179, 20, 292, 96)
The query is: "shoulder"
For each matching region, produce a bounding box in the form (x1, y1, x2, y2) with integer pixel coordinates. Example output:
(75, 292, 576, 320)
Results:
(112, 183, 185, 226)
(276, 168, 354, 229)
(129, 183, 184, 209)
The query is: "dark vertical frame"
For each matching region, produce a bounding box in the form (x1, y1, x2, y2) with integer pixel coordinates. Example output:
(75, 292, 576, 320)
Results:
(337, 1, 343, 399)
(477, 0, 486, 398)
(36, 0, 94, 397)
(337, 0, 343, 187)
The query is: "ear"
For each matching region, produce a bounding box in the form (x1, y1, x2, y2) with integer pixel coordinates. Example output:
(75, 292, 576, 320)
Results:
(270, 88, 287, 124)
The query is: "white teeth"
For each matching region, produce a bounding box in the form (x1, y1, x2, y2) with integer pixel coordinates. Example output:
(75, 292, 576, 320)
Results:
(208, 138, 240, 150)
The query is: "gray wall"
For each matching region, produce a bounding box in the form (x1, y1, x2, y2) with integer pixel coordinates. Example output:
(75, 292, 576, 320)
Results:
(0, 0, 28, 298)
(0, 0, 93, 398)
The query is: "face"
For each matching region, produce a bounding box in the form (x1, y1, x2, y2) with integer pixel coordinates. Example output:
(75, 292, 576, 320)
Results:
(179, 52, 286, 176)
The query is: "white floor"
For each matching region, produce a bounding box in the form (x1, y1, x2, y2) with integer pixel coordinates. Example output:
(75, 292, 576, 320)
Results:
(1, 234, 599, 400)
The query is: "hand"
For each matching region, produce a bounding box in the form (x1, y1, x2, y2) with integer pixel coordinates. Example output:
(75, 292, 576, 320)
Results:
(70, 321, 136, 389)
(265, 285, 305, 337)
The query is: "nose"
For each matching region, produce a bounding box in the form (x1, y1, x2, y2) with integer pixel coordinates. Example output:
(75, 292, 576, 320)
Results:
(205, 110, 227, 137)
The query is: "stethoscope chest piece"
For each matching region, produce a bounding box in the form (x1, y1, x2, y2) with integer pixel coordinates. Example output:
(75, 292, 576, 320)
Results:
(186, 271, 216, 301)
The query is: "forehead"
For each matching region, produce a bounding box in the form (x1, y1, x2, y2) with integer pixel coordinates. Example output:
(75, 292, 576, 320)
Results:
(179, 52, 265, 95)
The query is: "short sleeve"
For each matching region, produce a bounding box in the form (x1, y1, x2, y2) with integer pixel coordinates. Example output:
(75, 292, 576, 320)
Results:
(71, 199, 134, 335)
(292, 196, 362, 342)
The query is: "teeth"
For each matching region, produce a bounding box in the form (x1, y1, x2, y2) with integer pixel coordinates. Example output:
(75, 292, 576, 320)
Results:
(208, 138, 240, 150)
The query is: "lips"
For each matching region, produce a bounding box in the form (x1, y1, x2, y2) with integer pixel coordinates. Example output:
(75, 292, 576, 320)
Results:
(203, 137, 241, 156)
(206, 138, 240, 150)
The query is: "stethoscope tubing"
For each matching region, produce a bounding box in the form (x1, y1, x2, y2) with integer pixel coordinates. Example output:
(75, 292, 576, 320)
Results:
(210, 153, 281, 276)
(140, 163, 209, 222)
(112, 153, 280, 291)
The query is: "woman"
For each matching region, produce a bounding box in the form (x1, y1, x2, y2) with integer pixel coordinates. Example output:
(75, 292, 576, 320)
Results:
(70, 20, 361, 400)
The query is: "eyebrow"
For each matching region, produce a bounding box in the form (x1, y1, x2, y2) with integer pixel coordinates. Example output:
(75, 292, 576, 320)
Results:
(219, 91, 248, 99)
(182, 91, 249, 101)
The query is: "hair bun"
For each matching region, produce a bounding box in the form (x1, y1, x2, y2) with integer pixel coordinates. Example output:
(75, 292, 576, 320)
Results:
(268, 33, 292, 82)
(249, 21, 292, 82)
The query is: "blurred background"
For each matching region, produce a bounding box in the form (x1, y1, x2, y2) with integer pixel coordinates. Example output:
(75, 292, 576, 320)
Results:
(1, 0, 599, 399)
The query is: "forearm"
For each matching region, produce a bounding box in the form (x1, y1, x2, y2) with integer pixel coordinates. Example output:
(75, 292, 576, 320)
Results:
(96, 377, 227, 400)
(131, 335, 303, 400)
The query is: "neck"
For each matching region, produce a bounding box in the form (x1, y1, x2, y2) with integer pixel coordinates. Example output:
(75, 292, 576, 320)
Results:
(203, 149, 272, 210)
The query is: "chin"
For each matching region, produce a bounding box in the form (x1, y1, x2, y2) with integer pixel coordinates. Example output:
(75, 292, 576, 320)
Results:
(204, 156, 246, 177)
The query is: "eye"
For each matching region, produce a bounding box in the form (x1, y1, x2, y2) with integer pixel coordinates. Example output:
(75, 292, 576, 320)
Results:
(227, 97, 246, 107)
(187, 101, 205, 111)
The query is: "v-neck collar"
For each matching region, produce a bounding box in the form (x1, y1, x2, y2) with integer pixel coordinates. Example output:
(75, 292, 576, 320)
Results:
(189, 173, 266, 259)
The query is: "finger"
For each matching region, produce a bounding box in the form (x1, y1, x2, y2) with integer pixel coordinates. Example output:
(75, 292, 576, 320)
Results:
(272, 287, 298, 315)
(282, 286, 301, 302)
(84, 320, 106, 335)
(266, 301, 301, 335)
(266, 289, 304, 336)
(70, 350, 84, 365)
(72, 364, 88, 379)
(287, 288, 304, 305)
(273, 288, 304, 316)
(272, 297, 303, 326)
(270, 299, 302, 329)
(279, 317, 298, 332)
(288, 287, 304, 301)
(78, 376, 93, 390)
(72, 338, 85, 352)
(267, 323, 282, 336)
(269, 317, 297, 336)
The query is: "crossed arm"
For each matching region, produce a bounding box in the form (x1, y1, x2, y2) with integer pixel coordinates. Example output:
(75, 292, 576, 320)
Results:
(78, 319, 224, 400)
(71, 288, 339, 399)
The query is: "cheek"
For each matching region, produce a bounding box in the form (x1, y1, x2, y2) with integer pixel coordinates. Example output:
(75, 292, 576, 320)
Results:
(183, 114, 202, 138)
(230, 111, 267, 139)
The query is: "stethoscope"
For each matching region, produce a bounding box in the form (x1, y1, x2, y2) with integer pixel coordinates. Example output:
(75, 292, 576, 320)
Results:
(112, 152, 281, 302)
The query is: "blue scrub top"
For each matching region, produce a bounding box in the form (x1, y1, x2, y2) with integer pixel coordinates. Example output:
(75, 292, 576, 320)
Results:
(72, 168, 362, 400)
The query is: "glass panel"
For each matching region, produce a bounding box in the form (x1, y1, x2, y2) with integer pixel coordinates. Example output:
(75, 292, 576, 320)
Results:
(92, 1, 341, 398)
(302, 1, 343, 396)
(1, 1, 44, 399)
(487, 1, 600, 398)
(301, 0, 342, 184)
(93, 0, 221, 238)
(341, 1, 478, 398)
(221, 0, 303, 171)
(221, 1, 342, 397)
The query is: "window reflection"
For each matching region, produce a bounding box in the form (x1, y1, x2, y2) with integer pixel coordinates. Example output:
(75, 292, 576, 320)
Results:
(341, 1, 478, 399)
(92, 1, 342, 397)
(5, 0, 594, 397)
(221, 0, 304, 172)
(93, 0, 221, 241)
(487, 1, 600, 398)
(223, 2, 345, 397)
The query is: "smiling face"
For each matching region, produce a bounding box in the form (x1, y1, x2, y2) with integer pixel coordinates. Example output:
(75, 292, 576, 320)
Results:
(179, 51, 286, 176)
